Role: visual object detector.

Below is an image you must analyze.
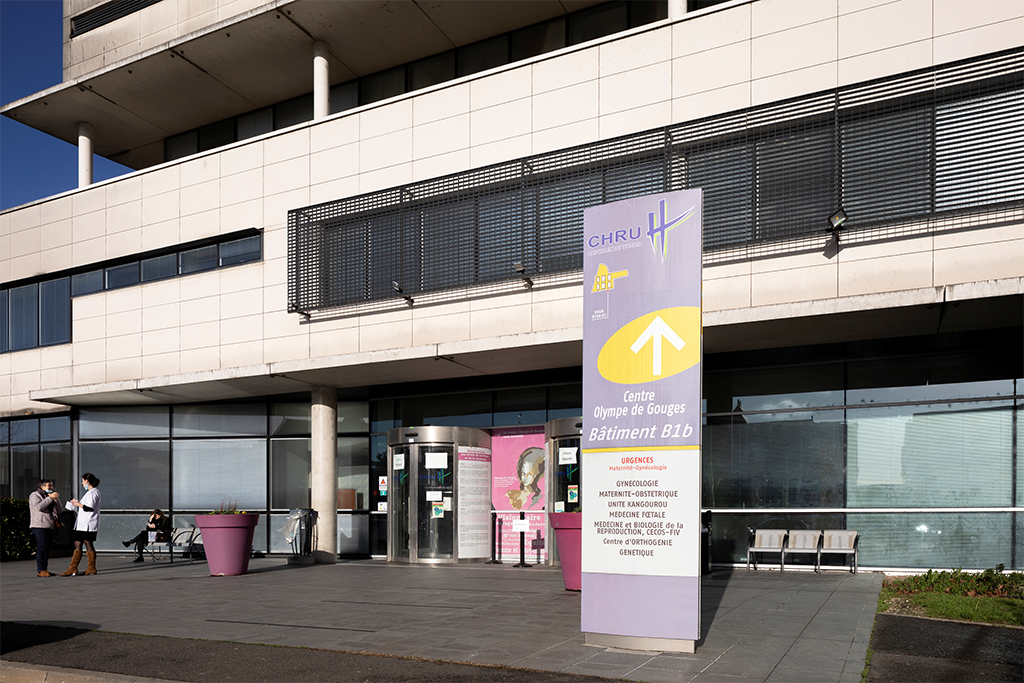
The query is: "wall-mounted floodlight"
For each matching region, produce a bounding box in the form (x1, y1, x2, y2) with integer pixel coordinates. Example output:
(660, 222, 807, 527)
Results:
(392, 280, 413, 305)
(513, 261, 533, 289)
(827, 208, 848, 231)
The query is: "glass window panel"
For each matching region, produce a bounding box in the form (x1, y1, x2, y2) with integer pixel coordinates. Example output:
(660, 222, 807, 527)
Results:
(360, 67, 405, 105)
(172, 404, 267, 437)
(337, 436, 369, 510)
(457, 35, 508, 77)
(708, 512, 846, 565)
(370, 434, 387, 512)
(329, 81, 358, 114)
(547, 384, 582, 421)
(42, 442, 72, 501)
(270, 404, 310, 436)
(848, 379, 1014, 405)
(71, 270, 103, 296)
(9, 283, 38, 351)
(0, 421, 8, 444)
(0, 446, 10, 497)
(219, 235, 262, 266)
(409, 52, 455, 91)
(91, 514, 151, 552)
(197, 119, 235, 152)
(179, 245, 218, 274)
(11, 444, 39, 499)
(400, 392, 492, 428)
(38, 278, 70, 346)
(569, 2, 627, 46)
(105, 262, 139, 290)
(369, 513, 387, 557)
(173, 439, 267, 510)
(848, 512, 1014, 569)
(165, 130, 198, 161)
(79, 407, 170, 439)
(1018, 399, 1023, 524)
(10, 418, 39, 443)
(705, 364, 844, 414)
(371, 400, 395, 433)
(274, 95, 313, 129)
(338, 402, 370, 433)
(630, 0, 667, 26)
(238, 108, 274, 140)
(511, 19, 565, 61)
(141, 254, 177, 282)
(847, 401, 1013, 508)
(0, 289, 7, 353)
(493, 387, 546, 426)
(702, 411, 846, 509)
(79, 441, 170, 509)
(39, 415, 70, 442)
(270, 438, 310, 510)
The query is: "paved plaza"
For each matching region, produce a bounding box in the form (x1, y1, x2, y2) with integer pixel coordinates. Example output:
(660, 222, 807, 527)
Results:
(1, 556, 881, 682)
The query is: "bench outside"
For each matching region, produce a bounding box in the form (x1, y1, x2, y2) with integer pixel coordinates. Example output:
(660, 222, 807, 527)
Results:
(782, 530, 822, 572)
(821, 530, 860, 574)
(145, 525, 200, 563)
(746, 529, 787, 570)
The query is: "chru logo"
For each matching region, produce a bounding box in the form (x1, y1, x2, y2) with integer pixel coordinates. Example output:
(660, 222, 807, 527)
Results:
(647, 199, 696, 258)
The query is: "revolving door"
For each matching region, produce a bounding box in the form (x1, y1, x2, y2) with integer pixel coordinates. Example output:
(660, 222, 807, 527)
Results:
(387, 426, 492, 563)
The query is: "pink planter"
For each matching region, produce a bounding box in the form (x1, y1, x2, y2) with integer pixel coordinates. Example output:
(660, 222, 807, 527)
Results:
(548, 512, 582, 591)
(195, 514, 260, 576)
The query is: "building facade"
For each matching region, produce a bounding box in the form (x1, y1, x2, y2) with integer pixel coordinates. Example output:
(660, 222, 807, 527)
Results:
(2, 0, 1022, 570)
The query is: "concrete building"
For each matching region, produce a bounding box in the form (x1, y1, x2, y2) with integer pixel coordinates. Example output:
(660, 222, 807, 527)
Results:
(2, 0, 1022, 570)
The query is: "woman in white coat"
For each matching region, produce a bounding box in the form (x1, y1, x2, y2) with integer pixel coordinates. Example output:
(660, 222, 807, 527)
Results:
(60, 472, 102, 576)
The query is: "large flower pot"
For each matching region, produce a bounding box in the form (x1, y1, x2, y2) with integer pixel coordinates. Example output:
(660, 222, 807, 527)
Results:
(195, 514, 260, 576)
(548, 512, 582, 591)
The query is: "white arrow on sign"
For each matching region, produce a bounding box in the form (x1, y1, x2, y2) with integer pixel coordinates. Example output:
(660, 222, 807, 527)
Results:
(630, 316, 685, 376)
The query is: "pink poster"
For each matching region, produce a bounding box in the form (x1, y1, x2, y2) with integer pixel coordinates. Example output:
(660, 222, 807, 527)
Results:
(491, 426, 547, 562)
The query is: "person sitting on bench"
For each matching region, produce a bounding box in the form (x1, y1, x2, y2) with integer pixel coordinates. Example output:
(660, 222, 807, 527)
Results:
(123, 509, 172, 562)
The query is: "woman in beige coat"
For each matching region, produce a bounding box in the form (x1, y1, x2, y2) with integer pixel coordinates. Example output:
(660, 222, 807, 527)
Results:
(28, 479, 61, 577)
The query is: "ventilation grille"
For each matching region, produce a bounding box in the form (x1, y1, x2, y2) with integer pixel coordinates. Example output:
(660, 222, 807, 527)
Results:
(70, 0, 165, 38)
(289, 48, 1024, 314)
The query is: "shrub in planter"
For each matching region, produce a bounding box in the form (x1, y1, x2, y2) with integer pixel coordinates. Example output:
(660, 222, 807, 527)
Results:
(1, 498, 33, 562)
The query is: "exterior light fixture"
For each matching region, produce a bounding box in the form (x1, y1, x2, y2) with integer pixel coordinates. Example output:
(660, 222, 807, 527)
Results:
(513, 261, 533, 289)
(827, 208, 848, 231)
(392, 280, 413, 305)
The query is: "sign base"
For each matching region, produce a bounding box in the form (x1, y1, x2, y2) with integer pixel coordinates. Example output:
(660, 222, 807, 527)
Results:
(585, 632, 695, 654)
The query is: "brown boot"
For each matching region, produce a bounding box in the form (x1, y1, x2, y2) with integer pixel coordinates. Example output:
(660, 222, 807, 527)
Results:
(59, 549, 82, 576)
(37, 570, 54, 577)
(84, 550, 98, 575)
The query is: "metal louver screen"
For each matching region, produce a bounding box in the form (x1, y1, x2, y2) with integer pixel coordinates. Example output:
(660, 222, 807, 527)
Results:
(70, 0, 165, 38)
(289, 47, 1023, 314)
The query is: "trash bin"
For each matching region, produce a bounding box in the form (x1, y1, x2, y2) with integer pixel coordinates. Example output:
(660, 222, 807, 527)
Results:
(701, 510, 712, 575)
(278, 508, 318, 563)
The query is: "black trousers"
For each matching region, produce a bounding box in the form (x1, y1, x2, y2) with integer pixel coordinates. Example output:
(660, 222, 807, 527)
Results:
(32, 528, 53, 572)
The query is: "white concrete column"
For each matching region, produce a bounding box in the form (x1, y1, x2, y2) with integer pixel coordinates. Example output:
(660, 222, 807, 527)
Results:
(78, 121, 94, 188)
(313, 40, 330, 120)
(310, 385, 338, 563)
(668, 0, 687, 19)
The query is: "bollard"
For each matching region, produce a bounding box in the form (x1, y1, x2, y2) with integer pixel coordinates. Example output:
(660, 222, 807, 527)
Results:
(513, 510, 531, 568)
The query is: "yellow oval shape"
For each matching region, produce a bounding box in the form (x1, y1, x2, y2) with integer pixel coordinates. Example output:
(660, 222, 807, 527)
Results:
(597, 307, 700, 384)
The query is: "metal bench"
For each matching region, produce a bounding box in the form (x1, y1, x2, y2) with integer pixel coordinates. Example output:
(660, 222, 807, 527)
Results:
(821, 530, 860, 574)
(746, 528, 787, 570)
(145, 523, 200, 563)
(782, 529, 822, 572)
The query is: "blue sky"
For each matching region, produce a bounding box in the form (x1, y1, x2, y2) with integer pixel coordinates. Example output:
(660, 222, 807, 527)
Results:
(1, 0, 131, 211)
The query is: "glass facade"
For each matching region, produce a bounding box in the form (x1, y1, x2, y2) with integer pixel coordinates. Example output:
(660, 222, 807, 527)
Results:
(2, 327, 1020, 569)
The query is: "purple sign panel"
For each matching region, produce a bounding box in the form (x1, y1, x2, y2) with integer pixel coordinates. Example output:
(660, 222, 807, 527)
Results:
(581, 190, 703, 649)
(582, 190, 703, 451)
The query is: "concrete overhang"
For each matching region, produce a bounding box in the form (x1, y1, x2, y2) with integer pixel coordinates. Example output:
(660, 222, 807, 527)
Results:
(1, 0, 604, 170)
(29, 330, 585, 407)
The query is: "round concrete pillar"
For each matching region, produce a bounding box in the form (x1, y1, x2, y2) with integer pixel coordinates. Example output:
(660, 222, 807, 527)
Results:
(313, 40, 330, 120)
(668, 0, 687, 19)
(78, 122, 94, 188)
(310, 385, 337, 563)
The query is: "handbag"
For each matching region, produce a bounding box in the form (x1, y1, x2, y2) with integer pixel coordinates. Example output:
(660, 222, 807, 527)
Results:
(52, 514, 62, 529)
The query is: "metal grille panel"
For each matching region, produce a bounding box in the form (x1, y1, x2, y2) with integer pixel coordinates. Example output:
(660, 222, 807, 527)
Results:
(289, 48, 1024, 314)
(70, 0, 165, 38)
